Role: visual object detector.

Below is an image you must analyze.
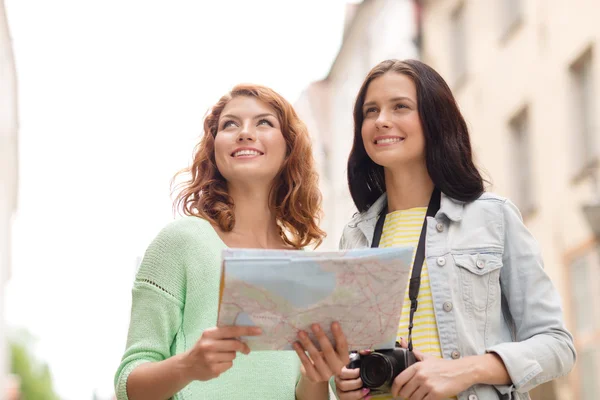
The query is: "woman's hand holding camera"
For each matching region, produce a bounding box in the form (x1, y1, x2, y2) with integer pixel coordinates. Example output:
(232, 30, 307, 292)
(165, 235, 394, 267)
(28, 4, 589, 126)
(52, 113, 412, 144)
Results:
(391, 350, 509, 400)
(180, 325, 262, 381)
(334, 350, 372, 400)
(335, 337, 408, 400)
(391, 348, 473, 400)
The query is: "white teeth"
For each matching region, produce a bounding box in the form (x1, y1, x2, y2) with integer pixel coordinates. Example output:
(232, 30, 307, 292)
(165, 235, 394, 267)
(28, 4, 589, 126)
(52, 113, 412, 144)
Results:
(376, 137, 403, 144)
(233, 149, 262, 157)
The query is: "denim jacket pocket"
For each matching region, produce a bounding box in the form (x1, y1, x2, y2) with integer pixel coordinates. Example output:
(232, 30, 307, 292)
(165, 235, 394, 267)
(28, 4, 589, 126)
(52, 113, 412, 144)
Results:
(453, 253, 503, 311)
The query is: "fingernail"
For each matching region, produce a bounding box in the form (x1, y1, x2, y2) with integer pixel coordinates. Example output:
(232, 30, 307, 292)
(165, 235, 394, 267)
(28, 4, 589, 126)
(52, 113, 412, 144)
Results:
(298, 330, 308, 339)
(362, 388, 370, 394)
(312, 324, 321, 333)
(332, 321, 340, 331)
(253, 327, 263, 335)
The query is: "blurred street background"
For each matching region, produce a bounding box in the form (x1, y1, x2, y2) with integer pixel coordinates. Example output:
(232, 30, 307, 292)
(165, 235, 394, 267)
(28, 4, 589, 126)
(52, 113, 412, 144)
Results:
(1, 0, 599, 399)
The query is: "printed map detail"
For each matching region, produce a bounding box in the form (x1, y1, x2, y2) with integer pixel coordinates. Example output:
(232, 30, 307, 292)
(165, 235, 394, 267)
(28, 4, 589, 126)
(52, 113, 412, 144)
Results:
(217, 247, 413, 351)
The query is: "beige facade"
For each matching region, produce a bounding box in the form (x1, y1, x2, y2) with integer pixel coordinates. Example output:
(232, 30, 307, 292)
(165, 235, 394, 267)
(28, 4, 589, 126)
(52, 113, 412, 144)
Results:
(0, 0, 18, 395)
(420, 0, 600, 399)
(296, 0, 419, 250)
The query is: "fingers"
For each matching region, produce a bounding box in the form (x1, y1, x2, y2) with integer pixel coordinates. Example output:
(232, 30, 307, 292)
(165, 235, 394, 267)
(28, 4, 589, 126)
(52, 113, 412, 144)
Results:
(339, 366, 360, 380)
(198, 338, 250, 355)
(311, 324, 345, 374)
(204, 351, 237, 363)
(413, 349, 429, 361)
(358, 349, 372, 356)
(293, 343, 321, 383)
(334, 374, 363, 392)
(331, 322, 350, 363)
(204, 325, 262, 339)
(399, 337, 408, 349)
(337, 387, 371, 400)
(398, 377, 420, 400)
(409, 384, 430, 400)
(213, 339, 251, 353)
(209, 361, 234, 376)
(391, 364, 417, 397)
(297, 330, 334, 380)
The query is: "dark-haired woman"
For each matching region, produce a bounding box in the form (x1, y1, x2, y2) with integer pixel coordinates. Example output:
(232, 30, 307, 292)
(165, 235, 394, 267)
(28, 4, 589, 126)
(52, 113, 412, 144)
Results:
(295, 60, 575, 400)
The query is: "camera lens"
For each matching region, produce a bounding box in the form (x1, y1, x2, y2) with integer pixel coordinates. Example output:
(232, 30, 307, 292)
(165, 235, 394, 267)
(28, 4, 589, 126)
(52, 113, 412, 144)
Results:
(360, 353, 392, 389)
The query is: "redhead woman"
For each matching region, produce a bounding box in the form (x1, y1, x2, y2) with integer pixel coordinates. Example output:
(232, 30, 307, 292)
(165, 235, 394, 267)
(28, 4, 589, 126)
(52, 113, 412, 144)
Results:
(115, 84, 327, 400)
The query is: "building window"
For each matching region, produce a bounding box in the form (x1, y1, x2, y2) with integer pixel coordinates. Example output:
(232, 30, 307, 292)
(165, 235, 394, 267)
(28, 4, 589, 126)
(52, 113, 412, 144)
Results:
(567, 244, 600, 398)
(570, 48, 596, 178)
(509, 108, 535, 215)
(500, 0, 523, 39)
(450, 3, 467, 87)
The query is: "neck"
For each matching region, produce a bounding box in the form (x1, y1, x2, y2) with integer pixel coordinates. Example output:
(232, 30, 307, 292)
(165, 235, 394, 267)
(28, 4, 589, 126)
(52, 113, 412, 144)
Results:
(227, 182, 281, 248)
(384, 162, 434, 212)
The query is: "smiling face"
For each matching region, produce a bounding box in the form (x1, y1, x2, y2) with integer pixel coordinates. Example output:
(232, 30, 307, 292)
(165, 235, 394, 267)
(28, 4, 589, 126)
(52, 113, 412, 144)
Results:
(361, 72, 425, 169)
(214, 95, 287, 185)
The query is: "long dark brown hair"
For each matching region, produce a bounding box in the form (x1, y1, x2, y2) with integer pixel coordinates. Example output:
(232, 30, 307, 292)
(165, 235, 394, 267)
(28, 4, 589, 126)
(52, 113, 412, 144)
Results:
(348, 59, 485, 212)
(172, 84, 326, 248)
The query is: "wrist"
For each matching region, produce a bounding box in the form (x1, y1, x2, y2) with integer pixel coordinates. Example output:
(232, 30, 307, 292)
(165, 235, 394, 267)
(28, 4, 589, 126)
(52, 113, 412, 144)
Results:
(296, 375, 328, 400)
(175, 351, 195, 385)
(457, 355, 481, 388)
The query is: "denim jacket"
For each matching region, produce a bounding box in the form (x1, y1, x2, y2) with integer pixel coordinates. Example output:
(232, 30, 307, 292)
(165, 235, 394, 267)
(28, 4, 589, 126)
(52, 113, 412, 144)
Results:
(339, 192, 576, 400)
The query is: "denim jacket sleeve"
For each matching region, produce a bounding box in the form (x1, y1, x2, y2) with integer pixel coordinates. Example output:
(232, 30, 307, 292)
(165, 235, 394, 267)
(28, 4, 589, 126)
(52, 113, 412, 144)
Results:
(486, 199, 576, 393)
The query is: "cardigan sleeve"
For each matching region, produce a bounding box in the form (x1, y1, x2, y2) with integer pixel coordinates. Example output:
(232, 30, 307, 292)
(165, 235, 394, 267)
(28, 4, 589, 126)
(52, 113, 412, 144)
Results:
(114, 222, 188, 400)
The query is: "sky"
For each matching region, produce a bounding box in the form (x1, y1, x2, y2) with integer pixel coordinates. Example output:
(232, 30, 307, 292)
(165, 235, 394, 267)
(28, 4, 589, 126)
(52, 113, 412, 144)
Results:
(4, 1, 359, 398)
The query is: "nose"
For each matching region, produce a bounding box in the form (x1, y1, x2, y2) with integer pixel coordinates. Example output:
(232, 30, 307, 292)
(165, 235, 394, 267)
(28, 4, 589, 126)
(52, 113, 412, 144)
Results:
(236, 123, 256, 142)
(375, 110, 391, 130)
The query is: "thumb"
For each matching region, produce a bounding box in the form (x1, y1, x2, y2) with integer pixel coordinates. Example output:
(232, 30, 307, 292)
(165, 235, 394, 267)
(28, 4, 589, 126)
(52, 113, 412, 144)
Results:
(399, 337, 408, 349)
(413, 349, 430, 361)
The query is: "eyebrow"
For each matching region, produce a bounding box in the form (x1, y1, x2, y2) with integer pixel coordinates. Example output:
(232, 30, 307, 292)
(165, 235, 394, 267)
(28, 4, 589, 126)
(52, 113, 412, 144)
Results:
(363, 96, 415, 108)
(220, 113, 277, 121)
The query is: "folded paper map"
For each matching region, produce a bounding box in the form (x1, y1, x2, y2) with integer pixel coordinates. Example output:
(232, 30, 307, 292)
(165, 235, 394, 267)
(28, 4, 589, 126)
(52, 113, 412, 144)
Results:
(217, 247, 413, 351)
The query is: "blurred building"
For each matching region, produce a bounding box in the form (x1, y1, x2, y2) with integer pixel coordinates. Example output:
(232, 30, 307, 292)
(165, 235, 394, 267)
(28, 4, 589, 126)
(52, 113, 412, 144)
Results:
(295, 0, 419, 249)
(0, 0, 19, 395)
(419, 0, 600, 399)
(5, 374, 20, 400)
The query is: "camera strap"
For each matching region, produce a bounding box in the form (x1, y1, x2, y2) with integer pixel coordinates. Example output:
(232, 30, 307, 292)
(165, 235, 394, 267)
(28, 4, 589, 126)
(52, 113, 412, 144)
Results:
(371, 187, 441, 352)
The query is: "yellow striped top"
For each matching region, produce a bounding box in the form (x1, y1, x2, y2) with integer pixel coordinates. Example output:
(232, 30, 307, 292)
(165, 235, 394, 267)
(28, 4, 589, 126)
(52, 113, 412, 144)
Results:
(375, 207, 454, 400)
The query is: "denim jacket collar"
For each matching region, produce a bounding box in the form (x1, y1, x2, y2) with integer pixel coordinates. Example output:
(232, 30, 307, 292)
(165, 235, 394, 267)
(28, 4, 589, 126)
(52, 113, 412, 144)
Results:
(347, 191, 465, 245)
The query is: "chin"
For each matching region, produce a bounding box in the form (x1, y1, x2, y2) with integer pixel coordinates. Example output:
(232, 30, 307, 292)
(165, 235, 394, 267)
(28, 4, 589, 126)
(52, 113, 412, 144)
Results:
(227, 169, 278, 184)
(369, 154, 407, 168)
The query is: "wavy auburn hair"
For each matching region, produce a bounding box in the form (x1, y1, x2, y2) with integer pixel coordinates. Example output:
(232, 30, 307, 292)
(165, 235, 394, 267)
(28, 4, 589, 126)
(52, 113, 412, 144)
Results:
(172, 84, 325, 248)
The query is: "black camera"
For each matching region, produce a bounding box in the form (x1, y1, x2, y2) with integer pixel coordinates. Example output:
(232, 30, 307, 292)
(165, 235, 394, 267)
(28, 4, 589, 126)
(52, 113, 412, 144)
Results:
(347, 345, 417, 395)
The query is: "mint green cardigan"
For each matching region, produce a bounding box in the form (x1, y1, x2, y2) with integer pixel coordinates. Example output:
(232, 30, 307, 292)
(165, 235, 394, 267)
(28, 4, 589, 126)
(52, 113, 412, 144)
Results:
(115, 216, 301, 399)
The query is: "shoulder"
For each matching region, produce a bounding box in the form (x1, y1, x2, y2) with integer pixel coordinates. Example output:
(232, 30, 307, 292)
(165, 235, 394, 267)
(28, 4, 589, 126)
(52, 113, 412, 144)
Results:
(471, 192, 520, 215)
(461, 192, 524, 227)
(346, 193, 387, 226)
(463, 191, 510, 213)
(136, 217, 218, 293)
(476, 191, 506, 202)
(153, 216, 217, 248)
